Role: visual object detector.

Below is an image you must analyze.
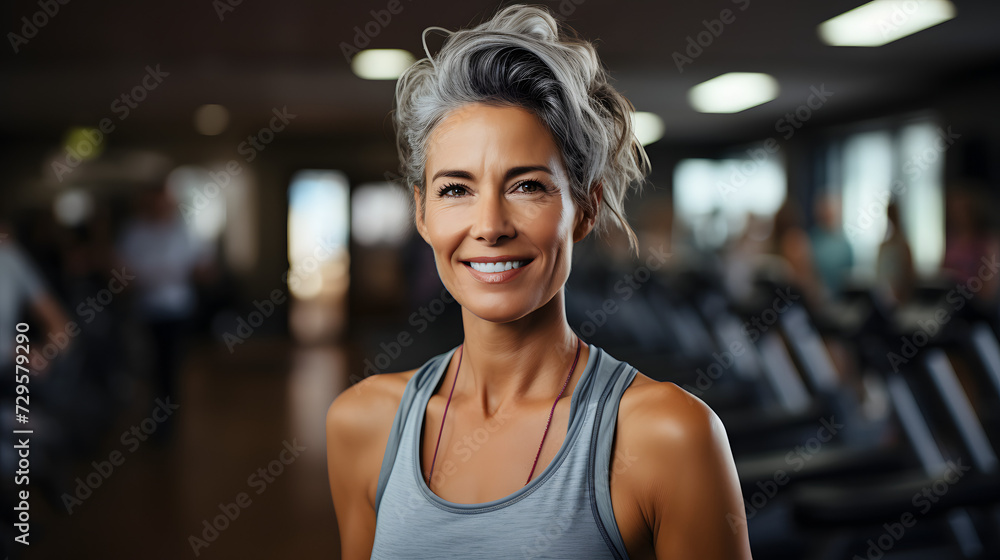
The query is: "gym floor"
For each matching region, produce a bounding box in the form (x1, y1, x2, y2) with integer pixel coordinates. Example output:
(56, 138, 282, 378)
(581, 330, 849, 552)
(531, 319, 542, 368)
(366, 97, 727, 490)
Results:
(22, 337, 344, 559)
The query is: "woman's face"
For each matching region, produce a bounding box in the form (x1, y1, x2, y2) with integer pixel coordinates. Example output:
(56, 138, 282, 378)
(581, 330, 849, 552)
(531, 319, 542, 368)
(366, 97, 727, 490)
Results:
(415, 103, 596, 323)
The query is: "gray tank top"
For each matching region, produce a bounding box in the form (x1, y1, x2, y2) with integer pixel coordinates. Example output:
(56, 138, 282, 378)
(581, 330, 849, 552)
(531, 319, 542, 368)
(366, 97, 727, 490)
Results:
(372, 342, 638, 559)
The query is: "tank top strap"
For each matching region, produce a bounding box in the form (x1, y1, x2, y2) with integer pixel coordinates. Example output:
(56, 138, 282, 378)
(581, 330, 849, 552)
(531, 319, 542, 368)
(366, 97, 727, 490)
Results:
(375, 345, 458, 515)
(588, 354, 639, 560)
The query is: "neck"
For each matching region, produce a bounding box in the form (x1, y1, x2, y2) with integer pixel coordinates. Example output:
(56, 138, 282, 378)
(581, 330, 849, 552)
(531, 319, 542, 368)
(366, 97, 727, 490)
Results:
(456, 289, 583, 416)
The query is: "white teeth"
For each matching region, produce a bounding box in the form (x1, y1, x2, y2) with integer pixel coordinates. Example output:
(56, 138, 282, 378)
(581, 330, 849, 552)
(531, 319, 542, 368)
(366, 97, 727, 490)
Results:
(469, 260, 526, 273)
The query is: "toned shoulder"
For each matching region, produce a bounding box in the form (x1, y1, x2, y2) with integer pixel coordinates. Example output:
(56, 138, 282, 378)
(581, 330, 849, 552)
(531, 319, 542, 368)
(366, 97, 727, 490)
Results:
(614, 376, 751, 558)
(616, 373, 729, 466)
(326, 369, 422, 507)
(326, 369, 416, 445)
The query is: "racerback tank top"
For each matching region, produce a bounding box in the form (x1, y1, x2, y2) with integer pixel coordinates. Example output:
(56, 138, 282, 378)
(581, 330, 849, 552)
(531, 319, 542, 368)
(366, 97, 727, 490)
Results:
(371, 342, 638, 559)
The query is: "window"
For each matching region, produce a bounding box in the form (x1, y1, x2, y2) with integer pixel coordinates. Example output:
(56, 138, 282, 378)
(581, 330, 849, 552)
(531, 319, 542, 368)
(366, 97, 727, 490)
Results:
(351, 182, 412, 247)
(168, 163, 257, 272)
(287, 169, 350, 300)
(673, 145, 787, 249)
(835, 118, 945, 278)
(286, 169, 351, 343)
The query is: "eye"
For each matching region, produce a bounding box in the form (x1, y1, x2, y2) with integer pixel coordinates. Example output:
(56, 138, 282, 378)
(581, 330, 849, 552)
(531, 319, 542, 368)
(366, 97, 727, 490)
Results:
(437, 183, 468, 198)
(512, 180, 549, 194)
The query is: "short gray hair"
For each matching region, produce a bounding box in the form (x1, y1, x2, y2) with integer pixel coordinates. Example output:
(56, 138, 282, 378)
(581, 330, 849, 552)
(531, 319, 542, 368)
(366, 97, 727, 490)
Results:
(392, 3, 650, 255)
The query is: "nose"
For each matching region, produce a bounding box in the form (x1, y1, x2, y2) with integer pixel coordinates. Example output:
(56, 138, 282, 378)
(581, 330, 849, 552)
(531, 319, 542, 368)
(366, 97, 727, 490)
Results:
(469, 190, 515, 244)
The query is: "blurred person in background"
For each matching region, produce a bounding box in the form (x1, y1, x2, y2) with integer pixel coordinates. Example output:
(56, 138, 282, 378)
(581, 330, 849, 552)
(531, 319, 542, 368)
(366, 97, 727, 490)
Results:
(116, 183, 215, 441)
(942, 184, 1000, 306)
(0, 217, 71, 375)
(808, 191, 854, 301)
(770, 198, 822, 307)
(876, 200, 916, 305)
(0, 216, 75, 546)
(724, 212, 773, 303)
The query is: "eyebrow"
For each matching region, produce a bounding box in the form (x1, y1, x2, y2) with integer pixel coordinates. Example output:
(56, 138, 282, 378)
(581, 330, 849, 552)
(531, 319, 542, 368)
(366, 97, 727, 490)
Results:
(430, 165, 553, 183)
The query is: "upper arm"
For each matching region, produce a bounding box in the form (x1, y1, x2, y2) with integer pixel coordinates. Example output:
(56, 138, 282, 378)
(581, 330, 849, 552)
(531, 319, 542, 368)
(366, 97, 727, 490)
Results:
(626, 383, 753, 559)
(325, 374, 409, 560)
(326, 380, 381, 560)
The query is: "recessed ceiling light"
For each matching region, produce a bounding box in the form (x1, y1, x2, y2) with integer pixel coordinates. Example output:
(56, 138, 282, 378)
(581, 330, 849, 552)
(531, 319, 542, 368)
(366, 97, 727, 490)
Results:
(631, 112, 665, 146)
(818, 0, 956, 47)
(688, 73, 780, 114)
(351, 49, 416, 80)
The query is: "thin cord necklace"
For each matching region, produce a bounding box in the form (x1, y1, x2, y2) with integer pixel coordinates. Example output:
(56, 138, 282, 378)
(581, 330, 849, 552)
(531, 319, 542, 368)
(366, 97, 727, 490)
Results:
(427, 336, 583, 487)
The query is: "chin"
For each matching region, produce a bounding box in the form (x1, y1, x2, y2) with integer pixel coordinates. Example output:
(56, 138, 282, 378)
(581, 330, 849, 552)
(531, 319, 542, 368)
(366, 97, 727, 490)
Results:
(459, 293, 545, 323)
(464, 297, 533, 323)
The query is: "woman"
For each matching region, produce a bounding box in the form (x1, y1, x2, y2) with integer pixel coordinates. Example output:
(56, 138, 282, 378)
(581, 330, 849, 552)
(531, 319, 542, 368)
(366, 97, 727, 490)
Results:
(326, 5, 752, 559)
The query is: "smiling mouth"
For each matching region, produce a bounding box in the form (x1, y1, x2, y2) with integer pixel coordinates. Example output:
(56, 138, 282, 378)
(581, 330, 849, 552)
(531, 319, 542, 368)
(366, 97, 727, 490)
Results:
(462, 259, 533, 273)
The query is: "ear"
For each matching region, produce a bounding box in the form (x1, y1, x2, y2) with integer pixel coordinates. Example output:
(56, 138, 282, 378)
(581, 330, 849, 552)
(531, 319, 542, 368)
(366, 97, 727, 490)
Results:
(413, 185, 430, 244)
(573, 182, 603, 243)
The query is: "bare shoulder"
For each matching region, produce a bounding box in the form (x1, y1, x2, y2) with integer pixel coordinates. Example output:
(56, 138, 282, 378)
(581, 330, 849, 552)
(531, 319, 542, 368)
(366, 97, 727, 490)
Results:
(613, 372, 735, 501)
(618, 372, 725, 447)
(326, 369, 417, 448)
(614, 373, 751, 559)
(326, 368, 420, 512)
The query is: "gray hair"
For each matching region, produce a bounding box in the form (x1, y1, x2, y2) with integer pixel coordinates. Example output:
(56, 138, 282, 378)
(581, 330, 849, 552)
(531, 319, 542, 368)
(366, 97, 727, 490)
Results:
(392, 3, 650, 255)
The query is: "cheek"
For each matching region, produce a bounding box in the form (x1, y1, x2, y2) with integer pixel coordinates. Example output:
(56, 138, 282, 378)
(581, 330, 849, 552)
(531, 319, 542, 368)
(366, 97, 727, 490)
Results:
(424, 208, 464, 254)
(519, 205, 573, 253)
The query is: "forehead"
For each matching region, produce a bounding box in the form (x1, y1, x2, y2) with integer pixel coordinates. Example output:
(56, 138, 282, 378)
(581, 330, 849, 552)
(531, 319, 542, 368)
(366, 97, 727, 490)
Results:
(425, 103, 562, 174)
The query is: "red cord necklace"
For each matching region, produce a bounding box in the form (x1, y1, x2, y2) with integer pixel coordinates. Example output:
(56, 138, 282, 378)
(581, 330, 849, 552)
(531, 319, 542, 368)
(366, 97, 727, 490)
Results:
(427, 336, 583, 487)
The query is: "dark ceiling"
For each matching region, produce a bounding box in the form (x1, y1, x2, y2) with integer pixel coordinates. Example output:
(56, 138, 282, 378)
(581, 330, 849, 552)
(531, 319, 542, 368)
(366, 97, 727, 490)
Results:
(2, 0, 999, 144)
